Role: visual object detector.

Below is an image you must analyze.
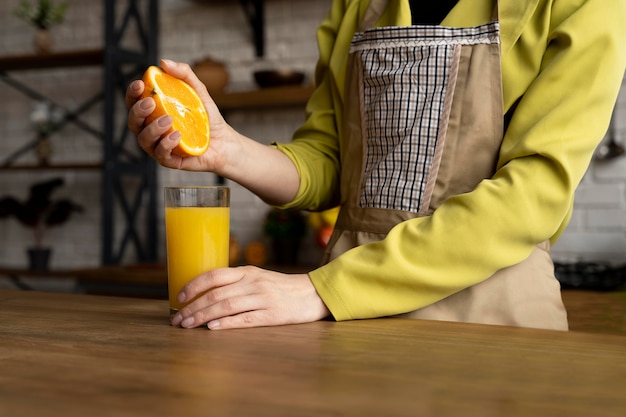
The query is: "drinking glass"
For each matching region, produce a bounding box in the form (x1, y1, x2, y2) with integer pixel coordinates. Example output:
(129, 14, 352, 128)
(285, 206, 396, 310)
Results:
(164, 186, 230, 317)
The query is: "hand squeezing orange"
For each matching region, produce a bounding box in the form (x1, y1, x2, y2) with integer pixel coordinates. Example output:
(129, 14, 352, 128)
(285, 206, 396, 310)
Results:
(141, 66, 210, 157)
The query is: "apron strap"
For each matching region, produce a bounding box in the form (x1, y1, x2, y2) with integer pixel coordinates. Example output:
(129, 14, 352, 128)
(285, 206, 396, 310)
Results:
(360, 0, 390, 32)
(492, 0, 499, 21)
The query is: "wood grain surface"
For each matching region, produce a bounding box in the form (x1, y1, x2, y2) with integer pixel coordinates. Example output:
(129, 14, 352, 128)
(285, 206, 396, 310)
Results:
(1, 289, 625, 417)
(561, 290, 626, 335)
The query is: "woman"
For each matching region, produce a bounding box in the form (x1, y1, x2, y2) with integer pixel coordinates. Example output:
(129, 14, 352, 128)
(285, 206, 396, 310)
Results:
(126, 0, 626, 330)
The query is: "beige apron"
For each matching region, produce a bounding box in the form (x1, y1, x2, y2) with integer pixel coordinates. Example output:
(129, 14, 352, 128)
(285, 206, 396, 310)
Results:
(321, 0, 568, 330)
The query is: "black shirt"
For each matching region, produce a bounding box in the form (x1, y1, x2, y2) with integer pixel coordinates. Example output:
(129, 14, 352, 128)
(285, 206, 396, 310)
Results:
(409, 0, 460, 25)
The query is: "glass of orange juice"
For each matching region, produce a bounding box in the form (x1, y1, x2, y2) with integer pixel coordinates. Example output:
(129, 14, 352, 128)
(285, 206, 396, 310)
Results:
(164, 186, 230, 318)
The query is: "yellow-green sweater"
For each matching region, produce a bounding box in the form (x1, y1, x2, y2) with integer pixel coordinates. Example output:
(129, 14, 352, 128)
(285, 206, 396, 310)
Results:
(274, 0, 626, 320)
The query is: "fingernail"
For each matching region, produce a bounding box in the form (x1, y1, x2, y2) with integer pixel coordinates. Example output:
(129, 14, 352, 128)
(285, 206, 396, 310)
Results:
(139, 98, 152, 110)
(169, 131, 181, 142)
(157, 115, 172, 127)
(177, 290, 186, 303)
(171, 313, 183, 326)
(207, 320, 220, 330)
(162, 58, 174, 67)
(181, 317, 195, 328)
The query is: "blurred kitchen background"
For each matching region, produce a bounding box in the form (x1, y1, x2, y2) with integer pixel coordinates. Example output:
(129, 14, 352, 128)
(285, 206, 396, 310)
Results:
(0, 0, 625, 292)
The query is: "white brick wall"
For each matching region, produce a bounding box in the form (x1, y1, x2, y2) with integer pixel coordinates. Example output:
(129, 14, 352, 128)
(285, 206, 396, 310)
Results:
(0, 0, 625, 273)
(0, 0, 329, 271)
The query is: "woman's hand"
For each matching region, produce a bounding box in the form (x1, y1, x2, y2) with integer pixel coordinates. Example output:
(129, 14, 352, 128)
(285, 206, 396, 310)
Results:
(170, 266, 331, 329)
(125, 58, 300, 205)
(125, 58, 234, 173)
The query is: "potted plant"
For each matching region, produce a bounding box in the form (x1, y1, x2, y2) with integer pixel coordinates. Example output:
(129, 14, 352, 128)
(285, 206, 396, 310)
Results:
(263, 208, 307, 265)
(0, 177, 83, 271)
(14, 0, 70, 54)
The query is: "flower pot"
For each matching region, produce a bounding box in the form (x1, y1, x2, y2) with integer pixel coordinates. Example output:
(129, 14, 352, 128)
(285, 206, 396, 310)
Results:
(35, 135, 53, 165)
(34, 29, 53, 54)
(27, 248, 52, 271)
(193, 57, 229, 95)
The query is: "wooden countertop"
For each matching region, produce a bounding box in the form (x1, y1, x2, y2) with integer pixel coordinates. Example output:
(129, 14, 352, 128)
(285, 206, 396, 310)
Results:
(1, 289, 625, 417)
(561, 289, 626, 335)
(2, 266, 625, 335)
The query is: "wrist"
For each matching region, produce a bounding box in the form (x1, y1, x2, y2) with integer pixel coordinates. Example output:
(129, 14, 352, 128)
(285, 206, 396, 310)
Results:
(215, 129, 252, 180)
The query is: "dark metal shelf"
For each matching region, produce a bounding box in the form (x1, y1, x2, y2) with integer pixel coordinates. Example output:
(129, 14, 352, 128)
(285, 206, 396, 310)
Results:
(239, 0, 265, 57)
(196, 0, 265, 57)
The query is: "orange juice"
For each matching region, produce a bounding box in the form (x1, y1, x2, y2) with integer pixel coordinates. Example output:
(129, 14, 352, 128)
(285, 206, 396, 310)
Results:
(165, 206, 230, 313)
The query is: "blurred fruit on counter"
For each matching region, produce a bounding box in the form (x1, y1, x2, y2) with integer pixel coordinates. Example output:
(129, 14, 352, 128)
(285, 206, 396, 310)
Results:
(245, 241, 268, 266)
(307, 206, 339, 249)
(229, 235, 241, 266)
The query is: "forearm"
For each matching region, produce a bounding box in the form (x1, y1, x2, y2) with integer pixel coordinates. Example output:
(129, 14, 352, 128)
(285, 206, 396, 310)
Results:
(219, 131, 300, 206)
(310, 158, 572, 320)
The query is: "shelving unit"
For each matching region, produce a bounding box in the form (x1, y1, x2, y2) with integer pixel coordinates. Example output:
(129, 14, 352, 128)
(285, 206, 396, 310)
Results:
(0, 0, 159, 266)
(0, 0, 315, 274)
(102, 0, 159, 265)
(0, 49, 106, 168)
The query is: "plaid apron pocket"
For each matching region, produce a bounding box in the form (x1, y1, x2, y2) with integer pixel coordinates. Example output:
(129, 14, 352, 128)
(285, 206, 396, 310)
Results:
(351, 24, 499, 213)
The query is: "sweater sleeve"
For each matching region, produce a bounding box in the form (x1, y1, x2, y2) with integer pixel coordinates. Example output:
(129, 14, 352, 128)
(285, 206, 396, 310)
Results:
(271, 0, 352, 211)
(308, 0, 626, 320)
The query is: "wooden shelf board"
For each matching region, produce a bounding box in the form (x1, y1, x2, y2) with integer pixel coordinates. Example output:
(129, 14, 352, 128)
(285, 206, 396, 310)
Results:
(0, 265, 167, 287)
(0, 163, 102, 171)
(213, 85, 315, 111)
(0, 49, 104, 72)
(0, 267, 75, 278)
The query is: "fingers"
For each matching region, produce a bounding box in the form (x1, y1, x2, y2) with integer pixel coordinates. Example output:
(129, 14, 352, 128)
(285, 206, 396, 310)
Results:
(126, 79, 153, 136)
(171, 266, 267, 329)
(136, 114, 174, 153)
(127, 61, 215, 170)
(133, 112, 187, 168)
(175, 293, 269, 330)
(127, 97, 155, 135)
(171, 267, 250, 328)
(125, 79, 145, 109)
(207, 310, 275, 330)
(126, 70, 184, 167)
(178, 266, 246, 303)
(170, 267, 330, 330)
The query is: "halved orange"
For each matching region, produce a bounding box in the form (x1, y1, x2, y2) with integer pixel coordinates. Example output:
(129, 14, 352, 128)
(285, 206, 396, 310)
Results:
(141, 65, 210, 157)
